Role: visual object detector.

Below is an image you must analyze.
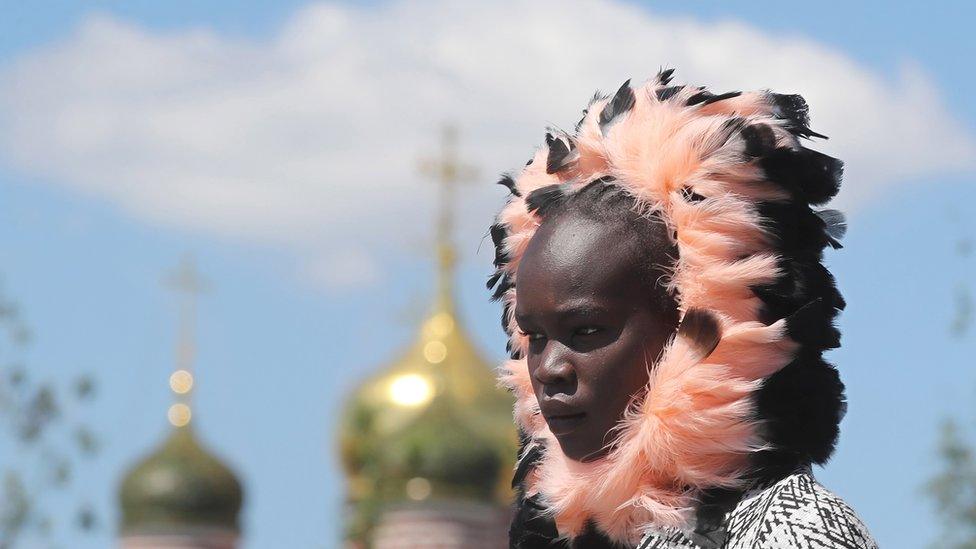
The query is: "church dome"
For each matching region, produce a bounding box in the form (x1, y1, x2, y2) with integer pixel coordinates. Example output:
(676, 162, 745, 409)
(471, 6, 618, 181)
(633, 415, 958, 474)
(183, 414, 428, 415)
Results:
(338, 127, 517, 545)
(339, 300, 514, 504)
(118, 258, 243, 540)
(119, 424, 243, 534)
(380, 389, 503, 500)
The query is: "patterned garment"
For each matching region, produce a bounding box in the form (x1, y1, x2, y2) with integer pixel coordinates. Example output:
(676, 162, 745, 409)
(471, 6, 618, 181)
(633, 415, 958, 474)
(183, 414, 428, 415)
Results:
(638, 465, 877, 549)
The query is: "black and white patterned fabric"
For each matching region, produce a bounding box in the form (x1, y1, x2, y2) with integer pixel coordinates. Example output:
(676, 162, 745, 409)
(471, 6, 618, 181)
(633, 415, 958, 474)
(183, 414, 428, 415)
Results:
(638, 465, 877, 549)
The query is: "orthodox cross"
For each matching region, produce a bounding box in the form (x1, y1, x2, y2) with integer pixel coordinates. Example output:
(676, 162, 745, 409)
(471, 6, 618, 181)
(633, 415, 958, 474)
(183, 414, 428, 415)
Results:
(418, 125, 478, 307)
(164, 255, 209, 425)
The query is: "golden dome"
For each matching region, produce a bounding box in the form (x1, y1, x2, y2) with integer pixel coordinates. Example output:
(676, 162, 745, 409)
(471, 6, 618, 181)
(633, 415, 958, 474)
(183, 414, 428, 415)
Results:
(339, 127, 517, 544)
(339, 244, 516, 506)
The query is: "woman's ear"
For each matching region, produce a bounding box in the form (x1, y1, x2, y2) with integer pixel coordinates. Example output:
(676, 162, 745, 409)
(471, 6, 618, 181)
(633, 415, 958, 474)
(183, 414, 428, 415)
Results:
(677, 308, 722, 362)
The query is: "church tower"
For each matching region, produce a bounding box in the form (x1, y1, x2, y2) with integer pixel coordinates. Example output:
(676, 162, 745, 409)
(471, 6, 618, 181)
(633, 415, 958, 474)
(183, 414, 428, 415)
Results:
(338, 127, 517, 548)
(118, 258, 244, 548)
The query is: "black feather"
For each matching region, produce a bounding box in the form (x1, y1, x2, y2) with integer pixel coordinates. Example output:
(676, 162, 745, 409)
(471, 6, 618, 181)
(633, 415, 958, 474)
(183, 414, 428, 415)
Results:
(756, 201, 830, 254)
(501, 300, 515, 333)
(588, 89, 609, 106)
(680, 186, 707, 203)
(574, 112, 588, 133)
(770, 94, 811, 127)
(655, 85, 684, 102)
(575, 90, 609, 132)
(770, 94, 828, 139)
(490, 273, 512, 301)
(750, 351, 846, 480)
(727, 94, 849, 486)
(489, 223, 509, 265)
(571, 524, 622, 548)
(686, 89, 741, 107)
(815, 209, 846, 249)
(486, 271, 502, 290)
(784, 298, 841, 350)
(701, 90, 742, 105)
(760, 147, 843, 206)
(512, 443, 543, 489)
(598, 79, 636, 135)
(740, 124, 777, 157)
(497, 173, 520, 197)
(714, 117, 747, 153)
(545, 132, 579, 174)
(525, 184, 569, 218)
(487, 220, 514, 302)
(657, 67, 675, 86)
(798, 148, 843, 205)
(685, 90, 713, 106)
(722, 116, 747, 132)
(790, 125, 828, 140)
(753, 258, 845, 326)
(509, 493, 560, 548)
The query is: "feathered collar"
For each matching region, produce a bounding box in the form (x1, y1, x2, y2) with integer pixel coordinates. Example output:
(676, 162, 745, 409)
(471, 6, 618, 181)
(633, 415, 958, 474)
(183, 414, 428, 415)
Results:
(488, 70, 847, 545)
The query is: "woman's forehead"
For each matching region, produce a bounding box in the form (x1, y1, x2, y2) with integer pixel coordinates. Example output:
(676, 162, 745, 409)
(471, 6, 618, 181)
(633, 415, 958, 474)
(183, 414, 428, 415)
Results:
(529, 217, 612, 268)
(517, 216, 651, 305)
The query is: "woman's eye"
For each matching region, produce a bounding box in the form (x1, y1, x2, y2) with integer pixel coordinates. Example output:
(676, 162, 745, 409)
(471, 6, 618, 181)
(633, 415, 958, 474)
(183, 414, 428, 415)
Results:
(575, 326, 601, 337)
(518, 329, 546, 341)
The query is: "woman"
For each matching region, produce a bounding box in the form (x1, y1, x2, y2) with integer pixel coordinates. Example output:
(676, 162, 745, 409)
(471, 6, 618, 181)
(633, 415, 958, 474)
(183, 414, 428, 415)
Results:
(487, 70, 876, 548)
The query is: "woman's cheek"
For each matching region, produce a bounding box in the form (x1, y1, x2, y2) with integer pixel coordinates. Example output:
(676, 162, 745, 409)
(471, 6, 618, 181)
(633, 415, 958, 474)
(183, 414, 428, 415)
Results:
(525, 359, 543, 394)
(590, 340, 635, 380)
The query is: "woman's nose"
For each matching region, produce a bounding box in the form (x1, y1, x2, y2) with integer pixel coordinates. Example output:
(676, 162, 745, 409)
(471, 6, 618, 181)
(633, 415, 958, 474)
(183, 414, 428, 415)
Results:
(533, 343, 576, 388)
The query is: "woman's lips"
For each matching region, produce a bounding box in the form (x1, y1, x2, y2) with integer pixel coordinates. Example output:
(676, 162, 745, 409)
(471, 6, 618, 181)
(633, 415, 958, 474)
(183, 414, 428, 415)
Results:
(544, 412, 586, 435)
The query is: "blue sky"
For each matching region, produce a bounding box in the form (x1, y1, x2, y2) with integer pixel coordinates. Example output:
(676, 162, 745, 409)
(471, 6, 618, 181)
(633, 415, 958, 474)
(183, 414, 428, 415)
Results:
(0, 1, 974, 548)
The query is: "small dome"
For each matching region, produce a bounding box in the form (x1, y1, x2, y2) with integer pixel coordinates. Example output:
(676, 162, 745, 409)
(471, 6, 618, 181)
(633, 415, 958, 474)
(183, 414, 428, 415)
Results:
(119, 425, 243, 534)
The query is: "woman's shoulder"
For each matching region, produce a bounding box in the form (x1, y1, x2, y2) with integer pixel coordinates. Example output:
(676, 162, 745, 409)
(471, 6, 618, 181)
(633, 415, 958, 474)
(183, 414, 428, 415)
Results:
(638, 466, 878, 549)
(723, 465, 877, 549)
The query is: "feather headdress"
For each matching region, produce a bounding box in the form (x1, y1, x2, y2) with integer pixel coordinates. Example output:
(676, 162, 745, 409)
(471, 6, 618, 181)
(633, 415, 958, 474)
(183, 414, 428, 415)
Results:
(487, 69, 847, 545)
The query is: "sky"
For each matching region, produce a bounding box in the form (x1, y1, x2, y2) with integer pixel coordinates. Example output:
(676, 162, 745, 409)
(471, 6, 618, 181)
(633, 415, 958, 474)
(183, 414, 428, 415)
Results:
(0, 1, 974, 548)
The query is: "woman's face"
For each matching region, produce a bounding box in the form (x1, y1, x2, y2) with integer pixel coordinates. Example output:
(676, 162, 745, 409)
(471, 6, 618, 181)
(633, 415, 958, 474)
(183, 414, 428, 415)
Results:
(515, 214, 678, 462)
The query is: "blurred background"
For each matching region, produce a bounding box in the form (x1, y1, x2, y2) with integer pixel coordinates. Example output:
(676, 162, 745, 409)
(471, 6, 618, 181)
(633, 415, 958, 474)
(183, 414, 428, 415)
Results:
(0, 1, 974, 548)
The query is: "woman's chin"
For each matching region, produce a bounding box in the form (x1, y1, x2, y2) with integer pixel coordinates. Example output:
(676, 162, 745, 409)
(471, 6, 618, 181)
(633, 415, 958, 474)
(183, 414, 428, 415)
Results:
(554, 434, 610, 463)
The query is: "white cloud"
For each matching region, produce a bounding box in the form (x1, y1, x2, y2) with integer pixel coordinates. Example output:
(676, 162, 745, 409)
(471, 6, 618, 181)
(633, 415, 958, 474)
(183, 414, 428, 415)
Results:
(301, 248, 383, 293)
(1, 0, 972, 289)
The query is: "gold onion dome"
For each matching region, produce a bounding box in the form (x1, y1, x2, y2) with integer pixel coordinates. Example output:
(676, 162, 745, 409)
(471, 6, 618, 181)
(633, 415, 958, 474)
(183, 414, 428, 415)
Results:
(119, 424, 243, 534)
(340, 247, 516, 517)
(340, 244, 515, 502)
(339, 128, 516, 545)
